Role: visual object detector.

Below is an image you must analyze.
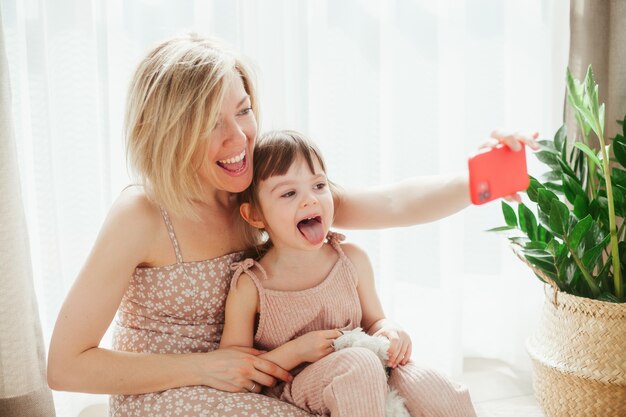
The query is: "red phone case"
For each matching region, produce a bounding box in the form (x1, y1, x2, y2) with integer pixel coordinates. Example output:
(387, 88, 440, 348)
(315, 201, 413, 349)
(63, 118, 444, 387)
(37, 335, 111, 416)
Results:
(468, 143, 529, 205)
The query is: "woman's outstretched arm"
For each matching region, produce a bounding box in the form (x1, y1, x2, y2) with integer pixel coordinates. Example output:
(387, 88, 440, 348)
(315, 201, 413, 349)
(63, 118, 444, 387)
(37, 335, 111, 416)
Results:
(334, 173, 470, 229)
(334, 131, 539, 229)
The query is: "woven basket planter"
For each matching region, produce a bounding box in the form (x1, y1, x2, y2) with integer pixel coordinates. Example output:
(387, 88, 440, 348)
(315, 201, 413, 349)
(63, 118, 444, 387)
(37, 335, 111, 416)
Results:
(526, 285, 626, 417)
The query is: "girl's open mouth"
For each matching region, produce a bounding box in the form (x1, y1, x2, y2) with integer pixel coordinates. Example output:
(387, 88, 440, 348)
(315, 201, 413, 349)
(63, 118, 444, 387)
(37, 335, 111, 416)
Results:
(297, 216, 324, 244)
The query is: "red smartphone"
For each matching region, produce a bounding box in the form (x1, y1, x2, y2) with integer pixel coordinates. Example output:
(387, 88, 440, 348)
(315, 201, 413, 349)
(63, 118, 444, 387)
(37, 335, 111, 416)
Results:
(468, 143, 529, 205)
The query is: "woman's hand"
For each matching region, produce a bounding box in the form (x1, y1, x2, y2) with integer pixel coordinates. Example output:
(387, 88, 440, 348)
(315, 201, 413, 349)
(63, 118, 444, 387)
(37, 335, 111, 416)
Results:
(484, 130, 540, 152)
(480, 130, 541, 203)
(372, 324, 412, 368)
(202, 346, 293, 393)
(293, 329, 342, 363)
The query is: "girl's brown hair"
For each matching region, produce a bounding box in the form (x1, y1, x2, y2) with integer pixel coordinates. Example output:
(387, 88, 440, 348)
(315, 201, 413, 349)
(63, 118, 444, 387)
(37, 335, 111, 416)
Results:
(237, 129, 333, 258)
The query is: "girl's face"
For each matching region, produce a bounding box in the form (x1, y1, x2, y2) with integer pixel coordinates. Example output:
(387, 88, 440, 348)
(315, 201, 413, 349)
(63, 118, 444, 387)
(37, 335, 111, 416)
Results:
(251, 155, 334, 250)
(198, 74, 257, 194)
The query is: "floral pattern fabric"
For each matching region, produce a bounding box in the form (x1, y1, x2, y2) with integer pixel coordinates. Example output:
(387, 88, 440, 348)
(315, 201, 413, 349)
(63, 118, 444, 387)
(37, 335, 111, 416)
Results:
(109, 208, 317, 417)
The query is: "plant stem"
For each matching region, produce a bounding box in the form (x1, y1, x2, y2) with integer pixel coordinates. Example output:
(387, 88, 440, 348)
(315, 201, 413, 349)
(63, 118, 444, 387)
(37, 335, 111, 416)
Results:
(597, 130, 623, 299)
(581, 129, 597, 199)
(564, 236, 601, 297)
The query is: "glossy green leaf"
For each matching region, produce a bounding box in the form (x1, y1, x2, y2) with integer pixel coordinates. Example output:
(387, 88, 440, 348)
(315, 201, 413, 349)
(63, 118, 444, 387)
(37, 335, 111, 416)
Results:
(543, 182, 564, 193)
(525, 254, 557, 275)
(612, 184, 626, 217)
(574, 142, 602, 167)
(554, 125, 566, 151)
(549, 199, 570, 236)
(536, 151, 560, 168)
(546, 239, 558, 255)
(542, 170, 562, 182)
(613, 135, 626, 168)
(537, 141, 559, 154)
(581, 233, 610, 270)
(599, 103, 605, 134)
(557, 157, 578, 180)
(537, 188, 558, 214)
(537, 224, 552, 243)
(518, 203, 537, 241)
(525, 241, 548, 250)
(569, 215, 593, 251)
(585, 66, 599, 117)
(562, 174, 587, 205)
(508, 236, 530, 246)
(522, 248, 553, 258)
(501, 201, 517, 227)
(526, 177, 544, 202)
(573, 195, 589, 219)
(487, 226, 516, 232)
(611, 167, 626, 189)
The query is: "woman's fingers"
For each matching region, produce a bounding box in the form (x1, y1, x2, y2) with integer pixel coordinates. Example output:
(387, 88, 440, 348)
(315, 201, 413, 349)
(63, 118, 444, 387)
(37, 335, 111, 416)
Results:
(252, 357, 293, 383)
(491, 130, 540, 151)
(503, 193, 522, 203)
(248, 368, 277, 389)
(478, 137, 500, 150)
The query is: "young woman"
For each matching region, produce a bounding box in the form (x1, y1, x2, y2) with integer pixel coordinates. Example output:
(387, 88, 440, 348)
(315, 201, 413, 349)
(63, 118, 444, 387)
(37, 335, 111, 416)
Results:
(46, 34, 537, 417)
(220, 129, 477, 416)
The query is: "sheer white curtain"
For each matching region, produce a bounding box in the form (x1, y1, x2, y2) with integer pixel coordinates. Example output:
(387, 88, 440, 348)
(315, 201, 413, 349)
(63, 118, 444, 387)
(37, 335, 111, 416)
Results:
(1, 0, 569, 415)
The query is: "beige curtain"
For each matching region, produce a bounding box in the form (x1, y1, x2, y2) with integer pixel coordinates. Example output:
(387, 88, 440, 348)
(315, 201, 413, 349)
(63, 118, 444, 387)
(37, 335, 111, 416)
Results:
(0, 8, 55, 417)
(567, 0, 626, 142)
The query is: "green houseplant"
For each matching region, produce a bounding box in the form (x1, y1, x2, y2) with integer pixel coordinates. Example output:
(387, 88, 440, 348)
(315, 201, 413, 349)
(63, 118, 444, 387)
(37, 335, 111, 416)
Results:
(493, 66, 626, 417)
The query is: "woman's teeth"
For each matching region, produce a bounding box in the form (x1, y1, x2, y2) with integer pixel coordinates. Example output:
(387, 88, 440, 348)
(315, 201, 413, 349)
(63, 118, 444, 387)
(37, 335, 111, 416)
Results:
(218, 150, 245, 164)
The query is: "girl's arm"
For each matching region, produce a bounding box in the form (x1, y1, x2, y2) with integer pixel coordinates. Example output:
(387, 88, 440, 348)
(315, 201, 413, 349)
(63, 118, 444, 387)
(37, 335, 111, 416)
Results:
(47, 190, 291, 395)
(343, 242, 412, 368)
(333, 131, 539, 229)
(221, 274, 338, 372)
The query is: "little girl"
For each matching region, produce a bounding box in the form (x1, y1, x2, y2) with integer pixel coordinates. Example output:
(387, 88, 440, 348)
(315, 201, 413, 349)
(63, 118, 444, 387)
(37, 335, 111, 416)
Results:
(220, 130, 477, 417)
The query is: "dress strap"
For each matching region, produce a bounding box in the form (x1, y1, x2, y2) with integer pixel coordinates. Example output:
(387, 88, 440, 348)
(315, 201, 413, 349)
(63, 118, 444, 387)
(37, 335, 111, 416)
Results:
(159, 207, 184, 264)
(326, 231, 347, 259)
(230, 258, 268, 294)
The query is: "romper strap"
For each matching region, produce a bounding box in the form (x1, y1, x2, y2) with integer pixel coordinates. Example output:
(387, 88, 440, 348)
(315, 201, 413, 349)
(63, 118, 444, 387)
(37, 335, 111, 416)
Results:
(159, 207, 184, 264)
(230, 258, 268, 294)
(326, 231, 347, 259)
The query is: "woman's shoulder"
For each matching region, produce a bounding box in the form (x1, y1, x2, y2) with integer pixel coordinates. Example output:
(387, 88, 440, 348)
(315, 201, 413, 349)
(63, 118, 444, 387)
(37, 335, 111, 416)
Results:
(104, 185, 162, 241)
(113, 185, 159, 216)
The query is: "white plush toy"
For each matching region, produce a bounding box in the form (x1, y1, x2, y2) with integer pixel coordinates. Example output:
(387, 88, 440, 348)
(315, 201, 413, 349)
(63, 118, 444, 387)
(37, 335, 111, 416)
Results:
(333, 328, 410, 417)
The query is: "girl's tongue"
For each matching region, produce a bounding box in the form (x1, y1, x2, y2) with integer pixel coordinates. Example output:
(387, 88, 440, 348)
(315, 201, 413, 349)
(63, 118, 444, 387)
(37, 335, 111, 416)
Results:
(297, 217, 325, 245)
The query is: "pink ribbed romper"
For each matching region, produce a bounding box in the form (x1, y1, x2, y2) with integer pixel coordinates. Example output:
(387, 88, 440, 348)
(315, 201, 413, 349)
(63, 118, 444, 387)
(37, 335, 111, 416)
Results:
(230, 232, 477, 417)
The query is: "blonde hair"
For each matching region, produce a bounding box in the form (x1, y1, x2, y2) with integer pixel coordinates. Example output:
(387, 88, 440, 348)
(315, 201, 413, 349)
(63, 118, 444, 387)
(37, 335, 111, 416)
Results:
(125, 33, 258, 216)
(237, 130, 334, 258)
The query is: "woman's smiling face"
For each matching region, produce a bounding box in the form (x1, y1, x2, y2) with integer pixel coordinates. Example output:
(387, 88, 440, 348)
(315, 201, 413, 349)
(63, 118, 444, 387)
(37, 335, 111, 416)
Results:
(198, 73, 257, 194)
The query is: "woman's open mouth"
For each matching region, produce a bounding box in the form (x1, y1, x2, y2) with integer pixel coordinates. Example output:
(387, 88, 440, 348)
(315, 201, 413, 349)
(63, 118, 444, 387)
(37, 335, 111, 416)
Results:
(217, 150, 247, 175)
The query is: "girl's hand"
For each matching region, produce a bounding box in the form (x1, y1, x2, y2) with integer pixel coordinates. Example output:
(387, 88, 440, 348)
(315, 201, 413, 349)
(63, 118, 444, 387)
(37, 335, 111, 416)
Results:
(373, 325, 412, 368)
(202, 346, 292, 393)
(480, 130, 541, 203)
(294, 329, 342, 363)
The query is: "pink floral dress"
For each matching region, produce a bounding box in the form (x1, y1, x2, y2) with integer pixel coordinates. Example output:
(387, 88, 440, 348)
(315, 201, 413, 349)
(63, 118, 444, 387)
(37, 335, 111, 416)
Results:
(109, 208, 317, 416)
